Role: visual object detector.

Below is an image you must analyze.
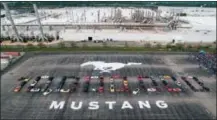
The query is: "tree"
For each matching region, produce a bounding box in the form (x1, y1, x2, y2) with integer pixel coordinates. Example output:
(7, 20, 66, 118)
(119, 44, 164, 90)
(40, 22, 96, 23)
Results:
(102, 42, 108, 48)
(27, 43, 34, 48)
(124, 42, 129, 48)
(176, 43, 184, 50)
(82, 42, 88, 48)
(70, 42, 77, 48)
(187, 44, 193, 49)
(38, 42, 46, 48)
(166, 43, 172, 49)
(156, 43, 162, 48)
(144, 43, 151, 48)
(58, 42, 65, 48)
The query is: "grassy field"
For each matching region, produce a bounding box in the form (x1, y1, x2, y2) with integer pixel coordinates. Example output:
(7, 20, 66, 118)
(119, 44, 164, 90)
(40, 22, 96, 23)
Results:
(1, 44, 216, 53)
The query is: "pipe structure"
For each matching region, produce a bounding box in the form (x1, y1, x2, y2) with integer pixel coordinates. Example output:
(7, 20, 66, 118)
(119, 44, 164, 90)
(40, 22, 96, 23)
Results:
(1, 22, 192, 28)
(33, 4, 47, 41)
(2, 2, 22, 42)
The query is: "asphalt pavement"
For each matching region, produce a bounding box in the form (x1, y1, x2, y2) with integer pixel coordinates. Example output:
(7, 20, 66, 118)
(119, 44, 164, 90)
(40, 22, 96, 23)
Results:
(1, 52, 216, 119)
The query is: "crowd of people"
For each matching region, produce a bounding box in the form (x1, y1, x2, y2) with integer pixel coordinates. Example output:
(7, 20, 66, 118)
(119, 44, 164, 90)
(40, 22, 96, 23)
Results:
(188, 50, 216, 74)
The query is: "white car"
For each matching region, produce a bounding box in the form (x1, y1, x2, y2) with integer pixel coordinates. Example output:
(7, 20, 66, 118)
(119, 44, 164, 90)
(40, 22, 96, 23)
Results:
(176, 81, 182, 87)
(110, 78, 114, 83)
(133, 88, 140, 95)
(91, 76, 98, 79)
(147, 88, 156, 92)
(92, 88, 97, 92)
(160, 77, 164, 81)
(30, 81, 37, 86)
(43, 89, 52, 96)
(188, 76, 193, 79)
(30, 88, 40, 92)
(41, 75, 49, 79)
(60, 89, 70, 93)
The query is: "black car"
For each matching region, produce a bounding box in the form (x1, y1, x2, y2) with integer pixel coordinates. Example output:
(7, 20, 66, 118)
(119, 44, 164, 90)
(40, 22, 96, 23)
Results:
(75, 77, 80, 81)
(26, 76, 41, 92)
(83, 83, 89, 92)
(41, 76, 54, 92)
(162, 80, 168, 86)
(56, 76, 67, 92)
(171, 76, 177, 81)
(69, 83, 77, 93)
(202, 86, 210, 92)
(99, 81, 104, 87)
(18, 77, 26, 81)
(35, 76, 41, 81)
(152, 80, 158, 86)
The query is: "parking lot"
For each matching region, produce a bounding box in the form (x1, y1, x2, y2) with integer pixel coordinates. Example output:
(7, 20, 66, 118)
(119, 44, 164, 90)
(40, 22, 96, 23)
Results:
(1, 52, 216, 119)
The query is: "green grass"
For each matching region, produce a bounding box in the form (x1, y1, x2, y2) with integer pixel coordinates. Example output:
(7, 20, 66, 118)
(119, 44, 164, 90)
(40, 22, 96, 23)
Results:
(1, 45, 216, 53)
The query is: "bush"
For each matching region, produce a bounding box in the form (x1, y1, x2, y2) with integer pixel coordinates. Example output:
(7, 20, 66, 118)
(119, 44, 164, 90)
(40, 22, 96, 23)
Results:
(102, 42, 108, 48)
(38, 42, 46, 48)
(187, 44, 193, 49)
(166, 44, 172, 49)
(176, 43, 184, 50)
(70, 42, 77, 48)
(203, 45, 211, 49)
(124, 42, 129, 48)
(144, 43, 151, 48)
(177, 13, 187, 16)
(27, 43, 34, 47)
(58, 42, 65, 48)
(156, 43, 162, 48)
(82, 43, 88, 48)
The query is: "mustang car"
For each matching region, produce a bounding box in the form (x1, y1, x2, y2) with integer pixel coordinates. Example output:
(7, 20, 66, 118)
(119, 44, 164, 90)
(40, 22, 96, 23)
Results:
(30, 88, 41, 92)
(41, 76, 54, 92)
(83, 83, 89, 92)
(98, 86, 104, 93)
(14, 78, 30, 92)
(137, 76, 143, 81)
(110, 78, 114, 83)
(147, 88, 156, 92)
(133, 88, 140, 95)
(175, 81, 182, 87)
(43, 89, 52, 96)
(26, 77, 41, 92)
(110, 84, 115, 93)
(171, 76, 177, 81)
(56, 76, 67, 92)
(163, 75, 171, 79)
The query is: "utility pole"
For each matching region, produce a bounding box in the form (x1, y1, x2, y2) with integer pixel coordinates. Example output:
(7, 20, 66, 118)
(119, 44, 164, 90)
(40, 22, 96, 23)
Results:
(33, 4, 47, 41)
(2, 2, 22, 42)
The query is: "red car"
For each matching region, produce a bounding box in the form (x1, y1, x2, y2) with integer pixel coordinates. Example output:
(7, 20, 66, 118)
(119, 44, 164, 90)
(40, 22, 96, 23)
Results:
(137, 76, 142, 81)
(112, 75, 120, 79)
(143, 76, 149, 78)
(84, 76, 90, 82)
(14, 86, 21, 92)
(98, 86, 104, 93)
(123, 86, 129, 92)
(99, 76, 104, 82)
(167, 88, 181, 92)
(173, 88, 182, 92)
(167, 88, 173, 92)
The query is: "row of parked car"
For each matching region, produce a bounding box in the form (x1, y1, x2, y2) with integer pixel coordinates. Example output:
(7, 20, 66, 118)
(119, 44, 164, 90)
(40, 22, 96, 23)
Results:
(14, 76, 80, 95)
(14, 75, 209, 95)
(188, 51, 216, 74)
(181, 76, 210, 92)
